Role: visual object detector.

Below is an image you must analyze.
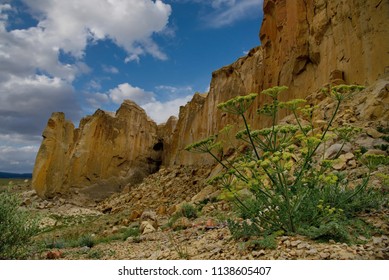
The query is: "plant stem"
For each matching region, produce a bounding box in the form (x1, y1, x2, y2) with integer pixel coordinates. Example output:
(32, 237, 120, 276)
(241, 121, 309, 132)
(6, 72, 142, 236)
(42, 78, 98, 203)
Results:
(241, 113, 260, 160)
(208, 151, 249, 183)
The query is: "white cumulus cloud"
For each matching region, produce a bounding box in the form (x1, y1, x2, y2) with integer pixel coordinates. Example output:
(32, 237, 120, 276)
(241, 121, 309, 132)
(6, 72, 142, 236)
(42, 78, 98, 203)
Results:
(90, 83, 194, 124)
(22, 0, 171, 61)
(0, 0, 173, 172)
(109, 83, 156, 106)
(142, 95, 192, 124)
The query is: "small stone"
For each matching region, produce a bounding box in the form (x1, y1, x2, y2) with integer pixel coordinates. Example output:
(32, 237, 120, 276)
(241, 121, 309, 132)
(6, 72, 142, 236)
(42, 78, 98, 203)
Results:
(205, 218, 217, 229)
(283, 240, 291, 247)
(46, 250, 63, 259)
(365, 128, 383, 139)
(343, 152, 354, 160)
(372, 237, 383, 245)
(22, 198, 32, 206)
(307, 248, 318, 255)
(325, 143, 351, 159)
(333, 156, 347, 170)
(280, 236, 289, 242)
(140, 221, 156, 234)
(111, 226, 119, 234)
(129, 210, 141, 221)
(121, 219, 129, 226)
(297, 242, 309, 249)
(319, 252, 330, 259)
(252, 250, 266, 257)
(347, 159, 357, 168)
(291, 240, 301, 247)
(211, 247, 222, 255)
(140, 210, 158, 229)
(191, 185, 216, 203)
(295, 250, 304, 257)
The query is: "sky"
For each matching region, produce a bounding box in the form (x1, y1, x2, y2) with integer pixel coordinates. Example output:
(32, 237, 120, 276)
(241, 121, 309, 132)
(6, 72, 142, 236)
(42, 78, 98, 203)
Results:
(0, 0, 264, 173)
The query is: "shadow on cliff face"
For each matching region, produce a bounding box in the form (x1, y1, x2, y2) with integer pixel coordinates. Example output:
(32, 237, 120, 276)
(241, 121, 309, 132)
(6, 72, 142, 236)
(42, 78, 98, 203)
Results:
(74, 141, 164, 204)
(75, 168, 148, 204)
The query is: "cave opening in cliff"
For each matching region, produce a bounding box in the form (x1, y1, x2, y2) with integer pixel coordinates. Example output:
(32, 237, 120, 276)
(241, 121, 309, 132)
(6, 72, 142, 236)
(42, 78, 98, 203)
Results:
(153, 140, 163, 151)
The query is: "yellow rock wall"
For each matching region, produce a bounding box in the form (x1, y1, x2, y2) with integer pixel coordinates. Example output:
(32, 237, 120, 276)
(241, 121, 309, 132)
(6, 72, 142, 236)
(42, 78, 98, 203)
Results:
(32, 100, 160, 197)
(163, 0, 389, 166)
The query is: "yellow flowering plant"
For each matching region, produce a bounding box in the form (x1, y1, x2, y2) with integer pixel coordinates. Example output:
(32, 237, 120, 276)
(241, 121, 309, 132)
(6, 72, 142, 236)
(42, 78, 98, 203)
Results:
(186, 85, 387, 242)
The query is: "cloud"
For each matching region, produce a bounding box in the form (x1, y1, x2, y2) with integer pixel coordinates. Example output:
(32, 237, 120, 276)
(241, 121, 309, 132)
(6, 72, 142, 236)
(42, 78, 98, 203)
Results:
(89, 83, 194, 124)
(155, 85, 194, 100)
(170, 0, 262, 28)
(109, 83, 156, 106)
(22, 0, 171, 61)
(204, 0, 262, 28)
(0, 0, 173, 172)
(85, 92, 110, 111)
(102, 65, 119, 74)
(0, 145, 39, 173)
(0, 74, 81, 136)
(142, 95, 192, 124)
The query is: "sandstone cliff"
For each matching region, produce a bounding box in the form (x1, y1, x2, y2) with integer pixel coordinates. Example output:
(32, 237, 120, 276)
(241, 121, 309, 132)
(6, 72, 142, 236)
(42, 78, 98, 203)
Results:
(32, 100, 161, 198)
(33, 0, 389, 196)
(163, 0, 389, 166)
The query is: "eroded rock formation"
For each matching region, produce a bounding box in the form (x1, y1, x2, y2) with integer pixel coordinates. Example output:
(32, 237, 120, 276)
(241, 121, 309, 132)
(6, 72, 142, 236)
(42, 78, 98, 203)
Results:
(32, 100, 160, 198)
(32, 0, 389, 197)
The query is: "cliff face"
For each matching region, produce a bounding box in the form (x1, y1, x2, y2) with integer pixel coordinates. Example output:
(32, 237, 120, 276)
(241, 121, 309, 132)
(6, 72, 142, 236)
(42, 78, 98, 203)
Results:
(32, 100, 160, 197)
(163, 0, 389, 165)
(259, 0, 388, 90)
(32, 0, 389, 196)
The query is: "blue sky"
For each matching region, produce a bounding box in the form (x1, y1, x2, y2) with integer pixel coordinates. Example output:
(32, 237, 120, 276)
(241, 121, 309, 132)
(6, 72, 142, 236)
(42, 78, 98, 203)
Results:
(0, 0, 263, 173)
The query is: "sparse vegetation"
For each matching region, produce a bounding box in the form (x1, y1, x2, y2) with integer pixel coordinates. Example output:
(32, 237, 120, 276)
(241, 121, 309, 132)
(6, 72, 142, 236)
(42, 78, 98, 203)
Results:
(186, 85, 388, 243)
(0, 189, 39, 259)
(168, 233, 190, 260)
(180, 203, 198, 219)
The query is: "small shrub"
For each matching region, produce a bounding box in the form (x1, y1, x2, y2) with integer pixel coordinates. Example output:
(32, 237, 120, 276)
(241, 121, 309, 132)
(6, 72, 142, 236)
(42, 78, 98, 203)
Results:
(122, 227, 140, 241)
(180, 203, 198, 219)
(0, 189, 39, 259)
(300, 221, 350, 243)
(227, 219, 261, 241)
(87, 249, 104, 259)
(77, 234, 95, 248)
(44, 238, 66, 249)
(248, 234, 279, 250)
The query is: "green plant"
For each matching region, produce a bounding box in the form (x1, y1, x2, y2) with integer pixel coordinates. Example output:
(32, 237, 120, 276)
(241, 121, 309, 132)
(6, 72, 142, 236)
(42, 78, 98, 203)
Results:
(77, 234, 95, 248)
(168, 233, 190, 260)
(0, 189, 39, 259)
(87, 249, 104, 259)
(186, 85, 387, 242)
(44, 238, 66, 249)
(122, 227, 140, 241)
(248, 232, 281, 250)
(180, 203, 198, 219)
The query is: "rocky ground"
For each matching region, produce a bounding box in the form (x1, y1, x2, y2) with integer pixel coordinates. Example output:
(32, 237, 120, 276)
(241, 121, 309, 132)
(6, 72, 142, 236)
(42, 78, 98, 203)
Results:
(3, 84, 389, 260)
(5, 161, 388, 260)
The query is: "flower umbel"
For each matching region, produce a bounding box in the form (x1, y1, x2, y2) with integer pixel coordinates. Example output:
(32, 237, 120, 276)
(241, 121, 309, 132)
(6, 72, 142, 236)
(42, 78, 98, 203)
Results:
(217, 93, 258, 115)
